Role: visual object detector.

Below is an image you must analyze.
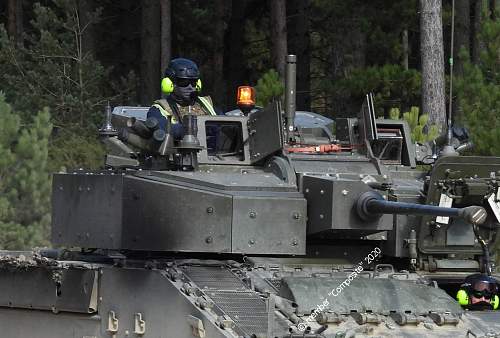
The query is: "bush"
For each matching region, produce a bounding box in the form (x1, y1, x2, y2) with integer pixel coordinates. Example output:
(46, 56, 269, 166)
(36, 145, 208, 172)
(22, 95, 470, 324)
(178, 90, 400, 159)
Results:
(255, 69, 284, 107)
(334, 64, 421, 116)
(389, 106, 439, 143)
(0, 0, 135, 170)
(0, 93, 52, 249)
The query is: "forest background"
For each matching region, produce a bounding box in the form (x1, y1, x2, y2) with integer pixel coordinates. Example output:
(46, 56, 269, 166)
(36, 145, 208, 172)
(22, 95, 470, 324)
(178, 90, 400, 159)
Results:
(0, 0, 498, 249)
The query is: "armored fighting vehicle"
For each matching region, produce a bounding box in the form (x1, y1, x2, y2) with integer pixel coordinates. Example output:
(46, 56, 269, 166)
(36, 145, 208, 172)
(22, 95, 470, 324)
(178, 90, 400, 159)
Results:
(1, 55, 500, 337)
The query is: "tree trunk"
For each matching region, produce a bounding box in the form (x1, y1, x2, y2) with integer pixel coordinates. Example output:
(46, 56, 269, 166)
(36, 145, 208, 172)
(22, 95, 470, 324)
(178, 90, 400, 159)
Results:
(140, 0, 161, 104)
(160, 0, 172, 73)
(213, 0, 226, 106)
(329, 18, 367, 116)
(420, 0, 446, 131)
(471, 0, 483, 64)
(288, 0, 311, 111)
(454, 0, 471, 76)
(402, 29, 409, 70)
(269, 0, 287, 78)
(489, 0, 496, 20)
(77, 0, 95, 56)
(224, 0, 247, 110)
(7, 0, 23, 44)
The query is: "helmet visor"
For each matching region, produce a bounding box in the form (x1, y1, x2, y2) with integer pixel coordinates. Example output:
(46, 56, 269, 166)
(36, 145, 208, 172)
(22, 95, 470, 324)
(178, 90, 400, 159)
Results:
(471, 280, 498, 298)
(175, 78, 198, 87)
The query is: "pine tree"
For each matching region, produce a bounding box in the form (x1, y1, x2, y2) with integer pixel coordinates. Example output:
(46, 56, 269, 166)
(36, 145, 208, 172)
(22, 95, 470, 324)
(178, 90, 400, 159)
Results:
(389, 106, 439, 143)
(456, 16, 500, 155)
(0, 93, 52, 249)
(255, 69, 284, 107)
(0, 0, 135, 170)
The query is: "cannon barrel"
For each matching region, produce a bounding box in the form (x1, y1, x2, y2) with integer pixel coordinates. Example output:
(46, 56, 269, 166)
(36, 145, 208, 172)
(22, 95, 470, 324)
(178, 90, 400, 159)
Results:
(127, 117, 154, 138)
(118, 128, 161, 153)
(356, 191, 487, 225)
(152, 129, 166, 143)
(144, 117, 159, 131)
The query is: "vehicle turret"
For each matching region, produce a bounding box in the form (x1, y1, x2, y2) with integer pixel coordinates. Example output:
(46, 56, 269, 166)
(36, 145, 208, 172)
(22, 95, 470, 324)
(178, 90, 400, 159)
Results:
(52, 56, 500, 277)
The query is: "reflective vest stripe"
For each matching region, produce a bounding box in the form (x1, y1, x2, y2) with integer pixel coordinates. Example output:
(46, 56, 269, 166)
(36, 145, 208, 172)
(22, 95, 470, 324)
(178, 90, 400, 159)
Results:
(197, 96, 217, 116)
(153, 96, 216, 123)
(152, 102, 178, 123)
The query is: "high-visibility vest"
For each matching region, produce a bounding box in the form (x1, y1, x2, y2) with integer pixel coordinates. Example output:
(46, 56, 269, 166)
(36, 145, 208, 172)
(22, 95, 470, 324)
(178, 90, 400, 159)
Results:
(152, 96, 216, 123)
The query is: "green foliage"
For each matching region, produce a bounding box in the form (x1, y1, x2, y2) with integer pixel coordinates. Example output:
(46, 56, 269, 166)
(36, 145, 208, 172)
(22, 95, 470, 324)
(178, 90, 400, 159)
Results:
(334, 65, 422, 116)
(308, 1, 420, 115)
(311, 0, 417, 65)
(0, 0, 134, 169)
(48, 130, 106, 172)
(456, 17, 500, 155)
(0, 1, 104, 127)
(244, 18, 271, 72)
(0, 93, 52, 249)
(389, 106, 439, 143)
(255, 69, 284, 107)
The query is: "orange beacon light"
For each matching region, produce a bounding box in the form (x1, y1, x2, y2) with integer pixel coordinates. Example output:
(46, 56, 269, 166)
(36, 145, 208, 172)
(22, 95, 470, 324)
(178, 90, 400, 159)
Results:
(236, 86, 255, 114)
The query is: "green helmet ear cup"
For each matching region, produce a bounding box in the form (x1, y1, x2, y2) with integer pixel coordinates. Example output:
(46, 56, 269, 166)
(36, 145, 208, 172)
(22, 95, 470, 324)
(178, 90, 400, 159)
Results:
(492, 295, 499, 309)
(196, 79, 202, 92)
(161, 77, 174, 94)
(457, 289, 469, 306)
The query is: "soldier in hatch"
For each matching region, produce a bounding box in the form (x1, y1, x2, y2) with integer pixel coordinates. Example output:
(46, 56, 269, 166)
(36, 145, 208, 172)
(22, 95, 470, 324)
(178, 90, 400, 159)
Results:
(457, 274, 499, 310)
(147, 58, 218, 139)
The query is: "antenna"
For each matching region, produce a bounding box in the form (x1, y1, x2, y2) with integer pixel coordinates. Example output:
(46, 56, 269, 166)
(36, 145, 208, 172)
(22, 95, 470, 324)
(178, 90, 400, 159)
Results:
(448, 0, 455, 144)
(441, 0, 458, 156)
(285, 55, 297, 142)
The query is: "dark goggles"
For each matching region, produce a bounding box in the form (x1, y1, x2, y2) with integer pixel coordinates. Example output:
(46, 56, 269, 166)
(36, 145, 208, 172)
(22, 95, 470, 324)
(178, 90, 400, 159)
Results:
(471, 281, 498, 298)
(175, 78, 198, 87)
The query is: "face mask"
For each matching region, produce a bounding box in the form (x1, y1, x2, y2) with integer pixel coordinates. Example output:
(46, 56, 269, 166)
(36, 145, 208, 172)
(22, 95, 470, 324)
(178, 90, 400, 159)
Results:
(172, 83, 197, 106)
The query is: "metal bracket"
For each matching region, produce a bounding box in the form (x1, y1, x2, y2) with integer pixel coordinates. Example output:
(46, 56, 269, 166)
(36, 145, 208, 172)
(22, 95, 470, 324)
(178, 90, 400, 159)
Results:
(428, 312, 460, 326)
(427, 256, 438, 272)
(134, 312, 146, 335)
(216, 315, 235, 330)
(187, 315, 206, 338)
(88, 270, 99, 313)
(107, 311, 119, 336)
(351, 312, 383, 325)
(266, 295, 275, 338)
(390, 312, 426, 326)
